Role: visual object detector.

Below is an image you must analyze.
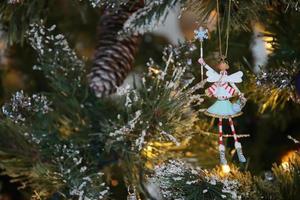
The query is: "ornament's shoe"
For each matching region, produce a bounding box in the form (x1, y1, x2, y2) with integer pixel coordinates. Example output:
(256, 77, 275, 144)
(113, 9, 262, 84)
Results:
(236, 148, 246, 163)
(235, 142, 246, 163)
(219, 144, 228, 165)
(127, 194, 137, 200)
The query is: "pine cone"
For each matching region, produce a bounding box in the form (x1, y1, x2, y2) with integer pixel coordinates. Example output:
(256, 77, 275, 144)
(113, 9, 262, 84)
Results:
(88, 1, 144, 98)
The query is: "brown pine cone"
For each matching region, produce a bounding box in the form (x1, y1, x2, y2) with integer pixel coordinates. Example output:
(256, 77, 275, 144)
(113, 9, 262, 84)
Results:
(88, 0, 144, 98)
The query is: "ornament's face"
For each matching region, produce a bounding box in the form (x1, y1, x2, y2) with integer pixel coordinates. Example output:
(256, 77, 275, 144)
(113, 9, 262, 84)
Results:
(217, 61, 229, 71)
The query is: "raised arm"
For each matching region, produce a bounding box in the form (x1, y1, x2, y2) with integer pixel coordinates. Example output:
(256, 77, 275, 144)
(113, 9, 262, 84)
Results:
(198, 58, 216, 72)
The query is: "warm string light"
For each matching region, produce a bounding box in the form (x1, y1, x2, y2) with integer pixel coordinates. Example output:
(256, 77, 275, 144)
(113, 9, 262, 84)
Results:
(148, 66, 161, 75)
(281, 161, 290, 170)
(142, 141, 179, 168)
(253, 22, 275, 55)
(221, 164, 231, 174)
(263, 36, 275, 54)
(216, 164, 231, 177)
(280, 150, 297, 170)
(142, 139, 191, 169)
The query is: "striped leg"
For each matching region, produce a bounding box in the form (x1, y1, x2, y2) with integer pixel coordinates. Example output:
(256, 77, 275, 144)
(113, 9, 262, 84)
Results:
(218, 118, 227, 165)
(228, 118, 246, 163)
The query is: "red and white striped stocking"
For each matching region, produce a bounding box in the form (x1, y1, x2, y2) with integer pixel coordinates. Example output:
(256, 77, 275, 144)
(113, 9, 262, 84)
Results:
(228, 118, 246, 163)
(228, 118, 238, 142)
(218, 118, 227, 165)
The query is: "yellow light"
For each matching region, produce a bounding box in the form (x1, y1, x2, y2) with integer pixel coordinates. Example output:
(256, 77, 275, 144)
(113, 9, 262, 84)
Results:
(253, 22, 274, 55)
(281, 151, 296, 162)
(142, 144, 156, 159)
(263, 36, 274, 54)
(281, 161, 290, 170)
(221, 164, 231, 174)
(148, 67, 161, 75)
(263, 36, 274, 42)
(280, 150, 296, 170)
(146, 145, 153, 151)
(185, 151, 195, 157)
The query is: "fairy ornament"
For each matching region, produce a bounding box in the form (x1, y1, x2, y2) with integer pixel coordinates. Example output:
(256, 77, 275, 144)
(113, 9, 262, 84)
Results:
(195, 0, 247, 165)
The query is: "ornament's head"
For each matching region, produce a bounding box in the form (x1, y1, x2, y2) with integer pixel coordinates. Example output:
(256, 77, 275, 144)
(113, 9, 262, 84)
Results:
(217, 55, 229, 71)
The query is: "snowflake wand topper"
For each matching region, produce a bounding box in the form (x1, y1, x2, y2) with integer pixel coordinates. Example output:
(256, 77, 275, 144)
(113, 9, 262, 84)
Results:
(194, 27, 209, 42)
(194, 27, 208, 81)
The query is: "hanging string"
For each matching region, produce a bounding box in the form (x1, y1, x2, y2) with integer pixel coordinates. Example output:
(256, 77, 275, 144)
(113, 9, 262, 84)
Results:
(225, 0, 231, 57)
(216, 0, 222, 56)
(216, 0, 232, 58)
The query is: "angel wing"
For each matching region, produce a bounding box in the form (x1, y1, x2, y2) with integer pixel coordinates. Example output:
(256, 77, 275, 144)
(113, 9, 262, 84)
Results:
(204, 64, 221, 82)
(224, 71, 243, 83)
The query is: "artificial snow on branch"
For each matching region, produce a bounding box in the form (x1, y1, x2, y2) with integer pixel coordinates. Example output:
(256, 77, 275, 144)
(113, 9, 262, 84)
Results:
(100, 46, 205, 154)
(151, 159, 240, 199)
(123, 0, 181, 35)
(27, 22, 85, 94)
(2, 90, 52, 124)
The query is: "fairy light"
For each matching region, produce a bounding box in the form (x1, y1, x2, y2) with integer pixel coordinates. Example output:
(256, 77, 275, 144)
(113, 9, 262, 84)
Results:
(253, 22, 274, 55)
(281, 161, 290, 170)
(221, 164, 231, 174)
(263, 36, 274, 54)
(148, 67, 161, 75)
(251, 22, 275, 73)
(142, 142, 172, 169)
(143, 144, 156, 159)
(142, 141, 172, 160)
(280, 150, 296, 170)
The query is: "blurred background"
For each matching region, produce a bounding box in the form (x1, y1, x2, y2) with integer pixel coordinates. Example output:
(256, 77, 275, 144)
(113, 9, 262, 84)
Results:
(0, 0, 300, 199)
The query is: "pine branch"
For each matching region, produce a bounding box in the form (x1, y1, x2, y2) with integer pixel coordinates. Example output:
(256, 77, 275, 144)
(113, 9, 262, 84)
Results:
(272, 151, 300, 200)
(151, 160, 238, 200)
(153, 153, 300, 200)
(0, 119, 109, 199)
(99, 46, 205, 154)
(123, 0, 182, 35)
(246, 60, 300, 113)
(0, 0, 48, 44)
(27, 22, 86, 96)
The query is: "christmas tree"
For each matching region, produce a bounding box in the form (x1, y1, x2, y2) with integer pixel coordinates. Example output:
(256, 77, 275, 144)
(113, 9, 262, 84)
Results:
(0, 0, 300, 199)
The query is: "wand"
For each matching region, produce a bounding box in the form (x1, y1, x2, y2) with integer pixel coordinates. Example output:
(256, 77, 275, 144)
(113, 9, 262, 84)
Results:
(195, 27, 208, 81)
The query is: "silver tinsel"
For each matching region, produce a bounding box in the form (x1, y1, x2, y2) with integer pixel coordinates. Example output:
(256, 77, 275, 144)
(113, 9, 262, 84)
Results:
(256, 62, 299, 90)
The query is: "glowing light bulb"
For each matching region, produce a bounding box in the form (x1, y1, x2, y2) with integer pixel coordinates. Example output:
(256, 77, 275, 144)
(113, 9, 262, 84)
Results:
(148, 67, 161, 75)
(281, 161, 290, 170)
(263, 36, 274, 54)
(280, 150, 296, 171)
(221, 164, 231, 174)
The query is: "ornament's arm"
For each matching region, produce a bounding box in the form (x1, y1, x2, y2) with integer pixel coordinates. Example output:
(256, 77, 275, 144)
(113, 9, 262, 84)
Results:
(229, 82, 242, 95)
(206, 83, 217, 97)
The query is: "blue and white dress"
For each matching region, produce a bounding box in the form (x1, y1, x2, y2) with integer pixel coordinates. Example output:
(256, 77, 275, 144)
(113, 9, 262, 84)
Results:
(204, 71, 243, 119)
